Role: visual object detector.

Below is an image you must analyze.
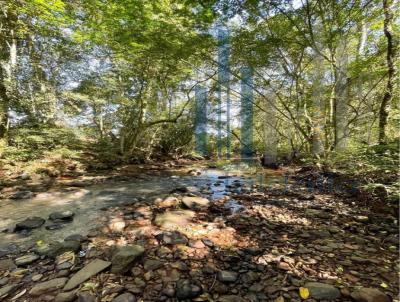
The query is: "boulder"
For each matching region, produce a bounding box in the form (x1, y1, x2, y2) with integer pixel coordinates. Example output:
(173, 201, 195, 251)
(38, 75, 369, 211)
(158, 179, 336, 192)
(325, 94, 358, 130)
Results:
(15, 217, 45, 231)
(351, 288, 390, 302)
(182, 196, 210, 209)
(156, 196, 179, 208)
(37, 240, 81, 258)
(111, 245, 145, 274)
(63, 259, 111, 291)
(154, 210, 195, 229)
(29, 277, 68, 296)
(304, 282, 341, 300)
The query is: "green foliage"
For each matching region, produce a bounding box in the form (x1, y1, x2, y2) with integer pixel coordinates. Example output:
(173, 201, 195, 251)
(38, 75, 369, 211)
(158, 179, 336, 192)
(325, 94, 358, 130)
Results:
(2, 126, 81, 162)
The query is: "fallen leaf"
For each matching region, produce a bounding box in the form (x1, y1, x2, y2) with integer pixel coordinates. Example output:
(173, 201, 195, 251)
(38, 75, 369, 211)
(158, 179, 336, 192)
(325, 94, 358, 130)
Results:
(299, 287, 310, 299)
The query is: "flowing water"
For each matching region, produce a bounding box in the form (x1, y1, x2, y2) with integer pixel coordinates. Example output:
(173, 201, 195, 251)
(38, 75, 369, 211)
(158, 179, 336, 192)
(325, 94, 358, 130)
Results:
(0, 161, 285, 249)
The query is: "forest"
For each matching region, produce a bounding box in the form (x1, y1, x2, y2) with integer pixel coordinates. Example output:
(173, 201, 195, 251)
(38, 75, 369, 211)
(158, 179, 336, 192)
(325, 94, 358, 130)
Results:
(0, 0, 398, 301)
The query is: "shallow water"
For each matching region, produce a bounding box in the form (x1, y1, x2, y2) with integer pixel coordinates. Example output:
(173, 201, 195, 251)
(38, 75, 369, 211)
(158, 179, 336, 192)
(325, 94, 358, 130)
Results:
(0, 161, 284, 248)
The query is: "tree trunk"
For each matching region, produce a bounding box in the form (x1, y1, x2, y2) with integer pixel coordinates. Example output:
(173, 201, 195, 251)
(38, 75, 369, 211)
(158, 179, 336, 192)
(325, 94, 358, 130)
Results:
(312, 53, 325, 157)
(264, 94, 278, 167)
(379, 0, 396, 144)
(334, 37, 349, 150)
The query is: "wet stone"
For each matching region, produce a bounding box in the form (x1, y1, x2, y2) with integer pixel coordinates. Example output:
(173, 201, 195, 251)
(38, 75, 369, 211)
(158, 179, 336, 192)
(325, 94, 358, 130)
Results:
(49, 210, 75, 221)
(55, 290, 77, 302)
(15, 217, 45, 231)
(10, 191, 33, 199)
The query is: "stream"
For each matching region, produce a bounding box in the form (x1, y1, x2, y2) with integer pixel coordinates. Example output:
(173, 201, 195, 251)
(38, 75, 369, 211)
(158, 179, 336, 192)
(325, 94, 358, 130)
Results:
(0, 161, 284, 249)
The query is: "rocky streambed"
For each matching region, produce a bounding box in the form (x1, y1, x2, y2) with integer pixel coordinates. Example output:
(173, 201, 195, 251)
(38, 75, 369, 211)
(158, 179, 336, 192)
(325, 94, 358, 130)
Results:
(0, 162, 398, 301)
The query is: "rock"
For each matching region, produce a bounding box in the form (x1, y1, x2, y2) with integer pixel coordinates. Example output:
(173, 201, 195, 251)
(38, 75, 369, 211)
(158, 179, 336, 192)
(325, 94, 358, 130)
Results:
(218, 295, 246, 302)
(40, 241, 81, 258)
(111, 245, 145, 274)
(0, 284, 18, 298)
(55, 290, 77, 302)
(29, 277, 68, 296)
(156, 196, 179, 208)
(350, 288, 390, 302)
(181, 196, 210, 209)
(63, 259, 111, 291)
(305, 209, 330, 219)
(15, 217, 45, 231)
(176, 279, 202, 299)
(188, 240, 206, 249)
(64, 234, 88, 243)
(0, 259, 16, 271)
(161, 232, 188, 245)
(15, 253, 39, 266)
(354, 215, 369, 223)
(112, 292, 136, 302)
(304, 282, 341, 300)
(144, 259, 164, 271)
(0, 278, 9, 286)
(154, 210, 195, 229)
(109, 217, 126, 233)
(10, 191, 33, 199)
(217, 270, 238, 283)
(46, 223, 65, 230)
(0, 243, 19, 258)
(49, 211, 75, 221)
(31, 274, 43, 281)
(77, 292, 96, 302)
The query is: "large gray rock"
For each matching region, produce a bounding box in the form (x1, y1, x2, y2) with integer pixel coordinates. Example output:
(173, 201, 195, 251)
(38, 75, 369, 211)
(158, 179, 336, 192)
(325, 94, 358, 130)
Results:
(63, 259, 111, 291)
(176, 279, 202, 299)
(304, 282, 341, 300)
(15, 253, 39, 266)
(154, 210, 195, 229)
(29, 277, 68, 296)
(181, 196, 209, 209)
(351, 288, 390, 302)
(112, 292, 136, 302)
(111, 245, 145, 274)
(15, 217, 45, 231)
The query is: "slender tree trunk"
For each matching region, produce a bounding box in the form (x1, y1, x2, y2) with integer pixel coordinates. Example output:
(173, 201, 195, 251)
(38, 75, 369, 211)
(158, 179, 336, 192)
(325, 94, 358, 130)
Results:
(264, 94, 278, 167)
(334, 37, 349, 150)
(312, 53, 325, 157)
(379, 0, 396, 144)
